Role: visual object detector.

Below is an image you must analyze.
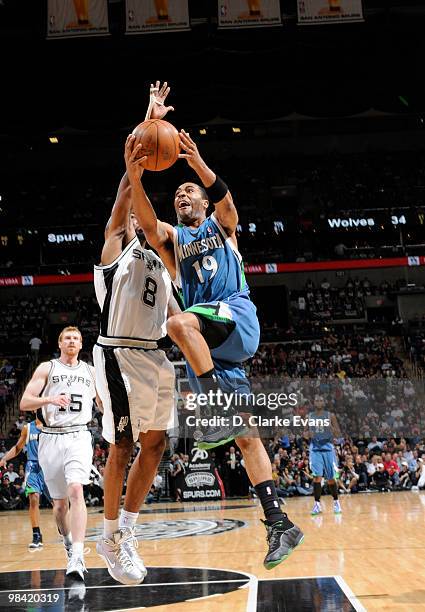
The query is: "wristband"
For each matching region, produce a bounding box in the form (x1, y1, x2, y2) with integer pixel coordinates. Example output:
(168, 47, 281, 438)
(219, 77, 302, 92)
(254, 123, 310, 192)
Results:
(204, 175, 228, 203)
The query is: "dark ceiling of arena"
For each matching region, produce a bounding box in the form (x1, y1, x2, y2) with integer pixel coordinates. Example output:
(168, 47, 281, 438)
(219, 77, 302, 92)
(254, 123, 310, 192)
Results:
(2, 0, 425, 137)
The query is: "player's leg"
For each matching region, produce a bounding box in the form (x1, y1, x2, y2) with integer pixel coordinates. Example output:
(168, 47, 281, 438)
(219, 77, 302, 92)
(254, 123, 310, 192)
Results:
(123, 430, 166, 514)
(167, 312, 215, 376)
(27, 492, 42, 549)
(103, 437, 133, 527)
(38, 433, 73, 558)
(114, 352, 174, 577)
(236, 436, 304, 569)
(53, 497, 72, 558)
(63, 430, 93, 581)
(324, 451, 341, 514)
(96, 347, 163, 585)
(168, 304, 252, 447)
(310, 451, 325, 515)
(25, 463, 44, 549)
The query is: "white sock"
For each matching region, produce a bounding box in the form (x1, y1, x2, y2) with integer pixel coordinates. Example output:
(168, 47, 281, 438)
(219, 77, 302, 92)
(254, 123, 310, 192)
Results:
(71, 541, 84, 559)
(119, 509, 138, 530)
(104, 517, 119, 539)
(63, 533, 72, 548)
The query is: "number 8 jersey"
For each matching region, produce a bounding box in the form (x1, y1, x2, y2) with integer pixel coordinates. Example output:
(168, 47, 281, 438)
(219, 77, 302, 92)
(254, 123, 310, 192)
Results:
(39, 359, 96, 427)
(174, 213, 248, 308)
(94, 236, 172, 342)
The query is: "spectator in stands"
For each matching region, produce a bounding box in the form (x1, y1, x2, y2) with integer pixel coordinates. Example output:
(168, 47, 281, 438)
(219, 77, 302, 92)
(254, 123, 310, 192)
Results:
(339, 459, 359, 494)
(353, 455, 368, 490)
(5, 463, 19, 483)
(0, 475, 22, 510)
(146, 473, 163, 504)
(29, 335, 42, 364)
(371, 463, 391, 492)
(383, 453, 400, 487)
(399, 461, 413, 489)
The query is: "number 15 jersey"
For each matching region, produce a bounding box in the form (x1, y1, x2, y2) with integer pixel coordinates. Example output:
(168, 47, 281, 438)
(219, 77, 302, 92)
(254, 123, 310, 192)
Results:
(39, 359, 96, 427)
(94, 236, 172, 341)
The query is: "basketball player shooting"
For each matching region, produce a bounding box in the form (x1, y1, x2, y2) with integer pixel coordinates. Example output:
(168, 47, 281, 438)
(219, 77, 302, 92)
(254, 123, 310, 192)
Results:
(124, 86, 304, 569)
(93, 81, 181, 586)
(20, 326, 99, 582)
(0, 417, 51, 549)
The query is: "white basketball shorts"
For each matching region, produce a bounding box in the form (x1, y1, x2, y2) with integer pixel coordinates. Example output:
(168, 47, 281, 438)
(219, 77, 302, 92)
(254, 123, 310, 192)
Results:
(38, 429, 93, 499)
(93, 345, 176, 444)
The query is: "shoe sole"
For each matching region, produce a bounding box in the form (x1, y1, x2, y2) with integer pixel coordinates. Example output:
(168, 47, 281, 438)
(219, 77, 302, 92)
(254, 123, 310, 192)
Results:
(197, 427, 250, 450)
(65, 571, 85, 582)
(96, 546, 145, 586)
(263, 534, 305, 570)
(310, 511, 322, 516)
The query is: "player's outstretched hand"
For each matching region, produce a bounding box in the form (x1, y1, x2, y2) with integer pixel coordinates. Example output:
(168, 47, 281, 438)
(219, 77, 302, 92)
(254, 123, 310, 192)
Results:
(150, 81, 175, 120)
(124, 134, 147, 183)
(178, 129, 204, 170)
(49, 395, 71, 407)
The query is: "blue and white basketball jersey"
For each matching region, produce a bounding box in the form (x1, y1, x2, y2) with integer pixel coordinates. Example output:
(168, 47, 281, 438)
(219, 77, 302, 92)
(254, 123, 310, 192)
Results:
(174, 213, 248, 307)
(309, 411, 334, 451)
(25, 420, 41, 463)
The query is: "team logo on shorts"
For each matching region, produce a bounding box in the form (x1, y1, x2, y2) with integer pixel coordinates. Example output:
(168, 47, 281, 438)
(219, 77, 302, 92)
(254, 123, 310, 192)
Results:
(117, 416, 129, 432)
(86, 519, 244, 541)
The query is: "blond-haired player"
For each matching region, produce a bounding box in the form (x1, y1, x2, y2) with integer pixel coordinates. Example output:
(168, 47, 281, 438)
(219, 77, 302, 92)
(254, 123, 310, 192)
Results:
(20, 326, 100, 582)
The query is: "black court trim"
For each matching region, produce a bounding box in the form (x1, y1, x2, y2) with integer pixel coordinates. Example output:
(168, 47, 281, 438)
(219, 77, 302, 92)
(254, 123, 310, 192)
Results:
(103, 347, 132, 442)
(100, 263, 119, 337)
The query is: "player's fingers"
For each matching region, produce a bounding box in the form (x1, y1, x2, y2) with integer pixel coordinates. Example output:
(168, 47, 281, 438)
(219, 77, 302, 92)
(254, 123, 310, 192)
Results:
(178, 153, 189, 159)
(166, 105, 175, 112)
(180, 129, 194, 145)
(125, 134, 135, 148)
(130, 143, 142, 161)
(136, 155, 148, 165)
(156, 80, 160, 90)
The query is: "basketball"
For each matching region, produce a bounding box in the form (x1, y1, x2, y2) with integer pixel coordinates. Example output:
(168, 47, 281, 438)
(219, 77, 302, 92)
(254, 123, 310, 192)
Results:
(131, 119, 180, 172)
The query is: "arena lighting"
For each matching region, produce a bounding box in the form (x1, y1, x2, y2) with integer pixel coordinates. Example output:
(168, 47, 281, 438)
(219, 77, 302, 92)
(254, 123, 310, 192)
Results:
(49, 136, 59, 144)
(199, 128, 207, 135)
(232, 127, 241, 133)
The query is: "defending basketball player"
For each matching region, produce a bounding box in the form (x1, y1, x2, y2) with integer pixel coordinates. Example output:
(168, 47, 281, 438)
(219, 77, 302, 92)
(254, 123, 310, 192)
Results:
(0, 417, 51, 549)
(20, 326, 98, 582)
(93, 82, 180, 586)
(307, 395, 342, 515)
(125, 94, 304, 570)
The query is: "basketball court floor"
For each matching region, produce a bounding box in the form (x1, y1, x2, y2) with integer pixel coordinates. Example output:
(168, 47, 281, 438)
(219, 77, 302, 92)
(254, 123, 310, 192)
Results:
(0, 492, 424, 611)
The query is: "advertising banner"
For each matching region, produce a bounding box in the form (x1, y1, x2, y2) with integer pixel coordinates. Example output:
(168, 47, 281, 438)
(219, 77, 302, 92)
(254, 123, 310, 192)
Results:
(218, 0, 281, 29)
(125, 0, 190, 34)
(47, 0, 109, 39)
(297, 0, 364, 25)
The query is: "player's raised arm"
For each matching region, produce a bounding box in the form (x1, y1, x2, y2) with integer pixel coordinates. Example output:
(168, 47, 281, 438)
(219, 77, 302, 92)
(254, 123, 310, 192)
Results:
(0, 424, 28, 468)
(178, 129, 238, 236)
(124, 137, 176, 276)
(101, 81, 175, 266)
(20, 362, 70, 412)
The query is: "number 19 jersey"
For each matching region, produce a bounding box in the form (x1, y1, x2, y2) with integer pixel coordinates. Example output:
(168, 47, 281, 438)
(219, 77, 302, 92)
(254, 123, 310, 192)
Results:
(39, 359, 96, 427)
(174, 213, 248, 307)
(94, 237, 172, 341)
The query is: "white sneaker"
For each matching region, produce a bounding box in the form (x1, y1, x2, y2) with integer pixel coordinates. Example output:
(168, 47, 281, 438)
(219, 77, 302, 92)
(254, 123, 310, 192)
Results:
(120, 527, 147, 580)
(66, 556, 87, 582)
(96, 529, 145, 585)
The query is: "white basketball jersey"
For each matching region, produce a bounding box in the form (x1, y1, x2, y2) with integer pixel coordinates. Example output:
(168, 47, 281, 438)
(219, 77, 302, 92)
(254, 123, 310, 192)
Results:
(94, 237, 172, 341)
(40, 359, 95, 427)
